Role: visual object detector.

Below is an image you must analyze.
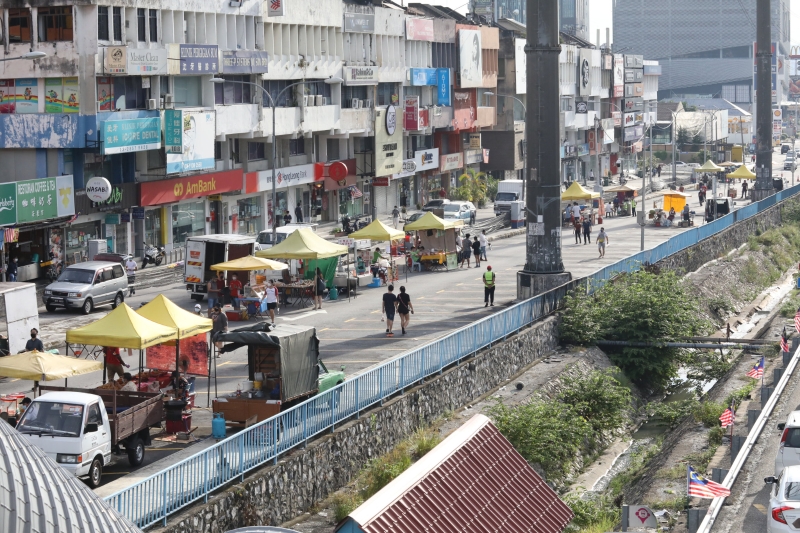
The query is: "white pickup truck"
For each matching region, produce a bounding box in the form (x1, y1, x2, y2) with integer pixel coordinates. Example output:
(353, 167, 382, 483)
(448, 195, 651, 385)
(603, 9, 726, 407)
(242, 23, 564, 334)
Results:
(16, 388, 164, 487)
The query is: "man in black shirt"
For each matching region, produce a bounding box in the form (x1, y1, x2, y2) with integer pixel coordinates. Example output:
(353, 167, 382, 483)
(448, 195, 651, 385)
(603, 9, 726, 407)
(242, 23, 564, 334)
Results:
(382, 284, 398, 337)
(294, 203, 304, 223)
(25, 328, 44, 352)
(283, 210, 292, 226)
(396, 286, 414, 335)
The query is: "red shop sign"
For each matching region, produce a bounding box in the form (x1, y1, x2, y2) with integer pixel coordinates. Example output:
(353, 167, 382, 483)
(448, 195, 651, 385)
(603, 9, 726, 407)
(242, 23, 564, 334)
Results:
(140, 169, 243, 206)
(373, 177, 390, 187)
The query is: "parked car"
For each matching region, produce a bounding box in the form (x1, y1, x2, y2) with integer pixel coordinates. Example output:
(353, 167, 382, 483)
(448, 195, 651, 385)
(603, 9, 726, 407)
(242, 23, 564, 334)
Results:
(674, 161, 687, 167)
(43, 261, 128, 314)
(92, 252, 133, 265)
(405, 212, 425, 223)
(255, 223, 318, 251)
(318, 360, 345, 393)
(422, 199, 450, 212)
(775, 412, 800, 476)
(442, 201, 477, 220)
(765, 465, 800, 532)
(685, 163, 700, 169)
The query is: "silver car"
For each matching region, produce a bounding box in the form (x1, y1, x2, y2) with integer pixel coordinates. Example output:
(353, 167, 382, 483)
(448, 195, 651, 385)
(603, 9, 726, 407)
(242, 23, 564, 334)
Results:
(43, 261, 128, 314)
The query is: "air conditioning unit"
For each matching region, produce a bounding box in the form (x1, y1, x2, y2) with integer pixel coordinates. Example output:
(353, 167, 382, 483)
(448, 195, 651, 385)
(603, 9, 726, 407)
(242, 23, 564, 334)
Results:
(364, 99, 372, 108)
(315, 95, 323, 106)
(355, 100, 363, 109)
(302, 95, 309, 106)
(321, 97, 329, 106)
(164, 94, 174, 109)
(146, 99, 158, 110)
(351, 98, 360, 109)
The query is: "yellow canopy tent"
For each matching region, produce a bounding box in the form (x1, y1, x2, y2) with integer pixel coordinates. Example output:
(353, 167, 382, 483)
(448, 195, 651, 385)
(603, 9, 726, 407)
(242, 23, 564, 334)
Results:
(697, 160, 724, 173)
(256, 227, 348, 260)
(403, 211, 464, 231)
(562, 181, 601, 201)
(718, 161, 736, 167)
(210, 255, 289, 271)
(727, 165, 756, 180)
(661, 190, 693, 212)
(349, 219, 405, 241)
(0, 351, 103, 382)
(604, 184, 638, 194)
(66, 303, 178, 350)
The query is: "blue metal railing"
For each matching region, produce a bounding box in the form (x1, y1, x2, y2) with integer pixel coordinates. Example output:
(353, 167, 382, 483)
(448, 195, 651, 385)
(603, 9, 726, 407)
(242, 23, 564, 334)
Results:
(105, 184, 800, 528)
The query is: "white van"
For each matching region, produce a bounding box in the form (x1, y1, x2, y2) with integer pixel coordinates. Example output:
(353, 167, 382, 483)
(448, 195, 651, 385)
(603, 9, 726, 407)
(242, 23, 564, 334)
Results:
(255, 223, 318, 251)
(776, 411, 800, 476)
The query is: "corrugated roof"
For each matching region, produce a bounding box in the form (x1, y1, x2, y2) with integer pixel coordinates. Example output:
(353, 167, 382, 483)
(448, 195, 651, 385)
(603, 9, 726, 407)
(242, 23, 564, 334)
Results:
(0, 418, 143, 533)
(340, 414, 573, 533)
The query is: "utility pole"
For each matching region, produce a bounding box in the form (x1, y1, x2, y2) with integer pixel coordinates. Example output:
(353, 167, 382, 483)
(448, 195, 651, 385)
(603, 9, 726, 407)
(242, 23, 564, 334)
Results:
(672, 112, 677, 187)
(594, 117, 601, 193)
(519, 0, 570, 298)
(754, 0, 773, 199)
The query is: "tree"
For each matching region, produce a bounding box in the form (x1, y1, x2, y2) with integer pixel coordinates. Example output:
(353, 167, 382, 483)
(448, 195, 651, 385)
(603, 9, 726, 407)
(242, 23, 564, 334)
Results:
(456, 167, 488, 204)
(676, 127, 691, 148)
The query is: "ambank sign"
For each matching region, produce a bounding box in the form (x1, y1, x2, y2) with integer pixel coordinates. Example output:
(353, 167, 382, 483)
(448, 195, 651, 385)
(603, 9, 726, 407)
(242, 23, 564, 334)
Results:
(140, 169, 243, 206)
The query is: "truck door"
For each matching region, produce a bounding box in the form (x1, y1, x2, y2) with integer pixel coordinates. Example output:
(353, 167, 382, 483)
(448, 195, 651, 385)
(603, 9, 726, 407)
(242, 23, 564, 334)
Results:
(185, 239, 206, 287)
(83, 402, 107, 466)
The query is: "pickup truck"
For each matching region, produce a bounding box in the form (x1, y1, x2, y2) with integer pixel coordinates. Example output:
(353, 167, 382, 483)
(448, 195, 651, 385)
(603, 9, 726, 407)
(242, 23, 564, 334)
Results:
(16, 387, 164, 487)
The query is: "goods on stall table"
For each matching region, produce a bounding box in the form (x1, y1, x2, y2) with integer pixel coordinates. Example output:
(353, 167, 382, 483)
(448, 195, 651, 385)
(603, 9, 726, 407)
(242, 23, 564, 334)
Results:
(0, 393, 25, 417)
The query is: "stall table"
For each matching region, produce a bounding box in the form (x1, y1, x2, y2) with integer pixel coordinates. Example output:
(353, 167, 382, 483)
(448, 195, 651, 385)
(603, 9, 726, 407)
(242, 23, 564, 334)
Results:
(274, 281, 313, 308)
(420, 252, 457, 271)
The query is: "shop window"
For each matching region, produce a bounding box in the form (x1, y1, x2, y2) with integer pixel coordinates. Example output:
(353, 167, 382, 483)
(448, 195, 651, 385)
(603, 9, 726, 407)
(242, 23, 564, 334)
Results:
(248, 142, 266, 161)
(405, 86, 422, 99)
(432, 43, 455, 70)
(326, 138, 340, 161)
(144, 209, 162, 248)
(237, 197, 263, 235)
(411, 135, 432, 152)
(376, 83, 397, 107)
(262, 80, 293, 107)
(149, 10, 158, 42)
(214, 75, 253, 105)
(66, 222, 101, 264)
(342, 85, 368, 108)
(230, 138, 241, 164)
(303, 80, 331, 99)
(147, 149, 165, 170)
(289, 138, 305, 156)
(112, 7, 122, 41)
(215, 141, 223, 161)
(9, 8, 32, 43)
(38, 7, 73, 42)
(113, 76, 148, 110)
(173, 76, 202, 107)
(172, 202, 205, 245)
(137, 9, 146, 42)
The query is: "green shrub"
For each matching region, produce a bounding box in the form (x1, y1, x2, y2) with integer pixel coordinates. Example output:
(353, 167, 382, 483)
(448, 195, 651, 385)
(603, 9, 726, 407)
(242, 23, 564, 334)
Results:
(411, 427, 441, 459)
(331, 493, 363, 523)
(360, 443, 412, 499)
(557, 369, 632, 435)
(692, 401, 727, 427)
(708, 426, 724, 446)
(647, 398, 698, 429)
(563, 493, 620, 531)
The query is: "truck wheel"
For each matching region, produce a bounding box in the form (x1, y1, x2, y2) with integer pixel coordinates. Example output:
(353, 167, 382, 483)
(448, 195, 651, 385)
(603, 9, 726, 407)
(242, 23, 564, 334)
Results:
(87, 458, 103, 488)
(82, 298, 94, 315)
(127, 437, 145, 466)
(112, 292, 124, 309)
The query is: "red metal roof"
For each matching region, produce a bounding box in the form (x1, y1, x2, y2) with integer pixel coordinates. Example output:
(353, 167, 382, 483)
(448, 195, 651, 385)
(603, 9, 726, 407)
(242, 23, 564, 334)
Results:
(342, 414, 574, 533)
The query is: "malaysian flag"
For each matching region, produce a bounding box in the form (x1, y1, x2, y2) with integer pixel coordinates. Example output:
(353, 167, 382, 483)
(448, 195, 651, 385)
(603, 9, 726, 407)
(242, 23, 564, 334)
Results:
(688, 466, 731, 498)
(795, 307, 800, 333)
(348, 186, 363, 199)
(782, 327, 790, 353)
(746, 357, 764, 379)
(719, 406, 735, 428)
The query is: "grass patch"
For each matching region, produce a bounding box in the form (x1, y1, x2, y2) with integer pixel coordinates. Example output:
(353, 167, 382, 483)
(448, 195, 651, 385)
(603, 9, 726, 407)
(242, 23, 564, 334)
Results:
(685, 448, 717, 472)
(563, 493, 620, 533)
(657, 463, 688, 481)
(780, 290, 800, 318)
(646, 495, 688, 514)
(331, 493, 363, 523)
(608, 441, 662, 499)
(725, 380, 757, 407)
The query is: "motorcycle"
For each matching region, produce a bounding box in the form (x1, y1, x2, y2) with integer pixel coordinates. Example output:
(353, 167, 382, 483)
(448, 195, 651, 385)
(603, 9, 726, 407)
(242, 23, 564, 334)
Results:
(41, 252, 62, 282)
(141, 241, 166, 268)
(354, 214, 371, 230)
(342, 214, 355, 234)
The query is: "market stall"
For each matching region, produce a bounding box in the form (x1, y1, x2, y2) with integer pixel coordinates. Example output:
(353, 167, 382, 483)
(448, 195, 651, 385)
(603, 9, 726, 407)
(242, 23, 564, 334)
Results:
(726, 165, 756, 198)
(349, 219, 406, 283)
(0, 350, 103, 396)
(403, 212, 463, 271)
(563, 182, 601, 220)
(212, 322, 320, 427)
(256, 228, 348, 305)
(210, 255, 289, 316)
(661, 190, 692, 213)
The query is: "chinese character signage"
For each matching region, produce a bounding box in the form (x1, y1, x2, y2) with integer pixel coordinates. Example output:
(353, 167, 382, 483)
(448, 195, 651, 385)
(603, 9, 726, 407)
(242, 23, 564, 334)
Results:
(169, 44, 219, 75)
(436, 68, 451, 106)
(102, 117, 161, 155)
(17, 178, 57, 223)
(166, 110, 216, 174)
(164, 110, 183, 154)
(222, 51, 270, 74)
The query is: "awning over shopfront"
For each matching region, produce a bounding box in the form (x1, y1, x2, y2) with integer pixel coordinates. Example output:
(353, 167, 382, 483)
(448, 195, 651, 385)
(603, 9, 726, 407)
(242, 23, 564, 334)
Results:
(210, 255, 289, 271)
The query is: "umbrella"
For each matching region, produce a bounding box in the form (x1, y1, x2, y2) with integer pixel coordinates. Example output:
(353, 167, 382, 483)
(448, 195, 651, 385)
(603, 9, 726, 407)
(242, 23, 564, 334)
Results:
(210, 255, 289, 271)
(727, 165, 756, 180)
(0, 351, 102, 381)
(348, 219, 405, 241)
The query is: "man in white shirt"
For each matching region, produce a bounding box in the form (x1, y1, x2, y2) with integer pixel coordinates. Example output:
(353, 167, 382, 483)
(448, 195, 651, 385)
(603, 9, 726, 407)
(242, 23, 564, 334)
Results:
(479, 230, 488, 261)
(125, 257, 137, 296)
(571, 202, 581, 220)
(120, 372, 137, 392)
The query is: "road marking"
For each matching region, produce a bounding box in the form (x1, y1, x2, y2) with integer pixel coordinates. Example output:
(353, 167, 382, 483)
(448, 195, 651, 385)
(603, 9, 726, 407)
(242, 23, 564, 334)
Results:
(344, 318, 355, 323)
(216, 361, 247, 367)
(417, 297, 425, 300)
(279, 310, 327, 321)
(754, 504, 767, 515)
(320, 328, 330, 332)
(436, 290, 445, 293)
(103, 472, 131, 476)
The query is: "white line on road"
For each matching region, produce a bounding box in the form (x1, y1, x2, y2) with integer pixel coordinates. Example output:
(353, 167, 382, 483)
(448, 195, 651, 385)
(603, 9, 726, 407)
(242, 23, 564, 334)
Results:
(278, 310, 327, 321)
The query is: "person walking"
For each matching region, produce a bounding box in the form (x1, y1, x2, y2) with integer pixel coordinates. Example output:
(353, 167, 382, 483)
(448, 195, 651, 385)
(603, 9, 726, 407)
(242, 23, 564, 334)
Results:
(125, 256, 137, 296)
(396, 285, 413, 335)
(294, 202, 304, 223)
(25, 328, 44, 352)
(103, 346, 128, 382)
(469, 208, 476, 226)
(211, 305, 228, 353)
(382, 284, 398, 337)
(596, 227, 609, 258)
(571, 202, 581, 221)
(631, 197, 637, 216)
(391, 206, 401, 229)
(460, 233, 472, 268)
(472, 236, 481, 267)
(7, 257, 17, 282)
(582, 217, 592, 245)
(313, 267, 325, 310)
(483, 265, 496, 307)
(264, 280, 279, 324)
(589, 169, 594, 182)
(479, 230, 488, 261)
(573, 217, 582, 244)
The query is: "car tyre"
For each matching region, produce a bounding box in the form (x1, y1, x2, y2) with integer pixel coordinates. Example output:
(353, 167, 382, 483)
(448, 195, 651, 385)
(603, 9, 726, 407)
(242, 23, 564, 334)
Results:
(82, 298, 94, 315)
(127, 437, 145, 467)
(87, 458, 103, 488)
(45, 304, 56, 313)
(112, 292, 124, 309)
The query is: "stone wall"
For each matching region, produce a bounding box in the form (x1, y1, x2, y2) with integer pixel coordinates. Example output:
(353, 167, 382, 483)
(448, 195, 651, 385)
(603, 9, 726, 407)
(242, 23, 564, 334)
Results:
(157, 317, 560, 533)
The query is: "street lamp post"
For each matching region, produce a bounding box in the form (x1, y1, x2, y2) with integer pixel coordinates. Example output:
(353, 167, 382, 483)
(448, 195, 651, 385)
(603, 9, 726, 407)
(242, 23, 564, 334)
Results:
(484, 91, 527, 203)
(210, 76, 342, 243)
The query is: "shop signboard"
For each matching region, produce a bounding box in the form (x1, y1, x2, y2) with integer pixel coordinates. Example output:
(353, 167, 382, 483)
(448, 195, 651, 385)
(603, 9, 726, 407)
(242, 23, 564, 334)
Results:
(132, 207, 145, 220)
(373, 177, 390, 187)
(436, 68, 451, 106)
(397, 159, 417, 178)
(624, 69, 643, 82)
(343, 66, 378, 86)
(166, 110, 215, 173)
(164, 109, 183, 154)
(16, 178, 58, 224)
(406, 18, 434, 41)
(267, 0, 284, 17)
(169, 44, 219, 75)
(440, 152, 463, 172)
(344, 13, 375, 33)
(375, 107, 402, 177)
(622, 97, 644, 112)
(221, 50, 270, 74)
(15, 79, 38, 114)
(469, 133, 481, 150)
(579, 49, 592, 96)
(515, 38, 526, 94)
(85, 177, 112, 202)
(458, 29, 483, 88)
(105, 214, 121, 225)
(140, 169, 243, 206)
(623, 112, 636, 127)
(104, 46, 127, 74)
(613, 55, 624, 98)
(453, 90, 476, 130)
(0, 183, 16, 226)
(76, 182, 136, 214)
(416, 147, 439, 170)
(577, 143, 589, 157)
(624, 82, 644, 97)
(464, 149, 482, 165)
(624, 55, 644, 68)
(128, 48, 168, 75)
(404, 96, 420, 131)
(102, 117, 161, 155)
(410, 68, 437, 86)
